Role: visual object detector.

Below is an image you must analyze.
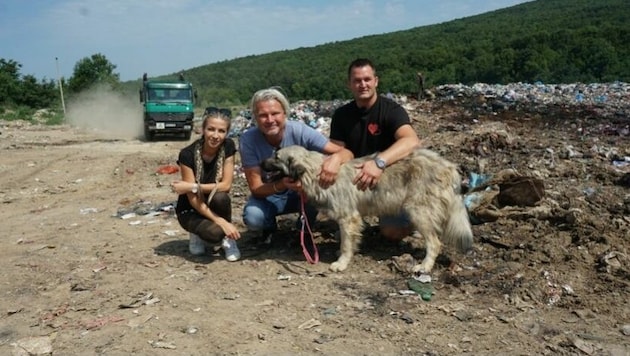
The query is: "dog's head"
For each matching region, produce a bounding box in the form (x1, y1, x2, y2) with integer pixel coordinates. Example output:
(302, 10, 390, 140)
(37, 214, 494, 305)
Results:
(260, 145, 312, 182)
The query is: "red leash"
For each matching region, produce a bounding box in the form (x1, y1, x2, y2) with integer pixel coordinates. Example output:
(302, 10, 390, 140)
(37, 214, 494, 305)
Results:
(299, 191, 319, 264)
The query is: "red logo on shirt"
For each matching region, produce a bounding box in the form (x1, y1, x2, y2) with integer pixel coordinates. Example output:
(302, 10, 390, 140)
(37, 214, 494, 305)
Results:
(367, 123, 380, 135)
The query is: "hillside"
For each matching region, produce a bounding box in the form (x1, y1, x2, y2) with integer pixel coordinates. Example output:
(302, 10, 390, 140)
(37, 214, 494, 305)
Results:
(121, 0, 629, 107)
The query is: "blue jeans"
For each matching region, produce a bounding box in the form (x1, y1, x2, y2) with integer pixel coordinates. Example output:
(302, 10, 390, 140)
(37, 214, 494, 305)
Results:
(242, 189, 318, 233)
(379, 211, 411, 228)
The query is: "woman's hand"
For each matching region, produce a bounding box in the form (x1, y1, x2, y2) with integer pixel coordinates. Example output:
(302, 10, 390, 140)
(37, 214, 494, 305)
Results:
(171, 180, 194, 195)
(218, 219, 241, 240)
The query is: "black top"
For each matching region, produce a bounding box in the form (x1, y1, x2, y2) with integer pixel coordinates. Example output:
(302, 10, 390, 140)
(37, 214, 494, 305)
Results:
(175, 138, 236, 213)
(330, 96, 411, 157)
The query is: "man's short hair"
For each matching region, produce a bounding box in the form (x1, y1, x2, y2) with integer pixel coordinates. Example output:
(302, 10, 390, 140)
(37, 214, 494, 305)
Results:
(347, 58, 376, 78)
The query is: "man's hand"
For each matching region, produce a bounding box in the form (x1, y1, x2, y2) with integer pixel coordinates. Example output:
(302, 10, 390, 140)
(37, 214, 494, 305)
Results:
(281, 177, 303, 192)
(318, 154, 342, 188)
(352, 160, 383, 191)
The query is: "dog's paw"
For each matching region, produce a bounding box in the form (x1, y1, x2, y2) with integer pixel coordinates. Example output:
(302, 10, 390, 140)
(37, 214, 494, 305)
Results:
(412, 263, 432, 275)
(330, 260, 349, 272)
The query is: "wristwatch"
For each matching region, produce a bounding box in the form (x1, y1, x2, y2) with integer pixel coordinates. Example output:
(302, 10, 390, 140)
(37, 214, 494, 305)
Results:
(191, 183, 199, 194)
(374, 156, 387, 170)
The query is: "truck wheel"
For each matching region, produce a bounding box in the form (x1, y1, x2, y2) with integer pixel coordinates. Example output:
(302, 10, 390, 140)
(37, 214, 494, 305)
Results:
(184, 130, 192, 140)
(144, 127, 154, 141)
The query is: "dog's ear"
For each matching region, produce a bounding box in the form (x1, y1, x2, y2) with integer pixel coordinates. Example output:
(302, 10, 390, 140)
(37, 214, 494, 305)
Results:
(267, 147, 311, 182)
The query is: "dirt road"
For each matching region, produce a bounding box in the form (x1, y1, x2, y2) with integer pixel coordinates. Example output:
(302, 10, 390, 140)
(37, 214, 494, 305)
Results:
(1, 97, 629, 355)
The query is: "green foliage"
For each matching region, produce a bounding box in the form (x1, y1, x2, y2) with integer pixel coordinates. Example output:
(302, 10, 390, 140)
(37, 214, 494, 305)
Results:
(0, 106, 64, 124)
(0, 53, 123, 121)
(42, 111, 66, 125)
(5, 0, 630, 115)
(1, 106, 33, 121)
(19, 75, 58, 108)
(165, 0, 628, 102)
(67, 53, 120, 94)
(0, 59, 24, 106)
(0, 58, 60, 110)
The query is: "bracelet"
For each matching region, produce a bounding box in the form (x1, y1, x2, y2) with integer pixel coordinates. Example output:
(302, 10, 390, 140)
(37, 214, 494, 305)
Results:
(272, 182, 280, 193)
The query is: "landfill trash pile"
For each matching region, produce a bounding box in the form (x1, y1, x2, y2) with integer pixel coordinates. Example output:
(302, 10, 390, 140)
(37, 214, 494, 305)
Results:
(433, 82, 629, 109)
(431, 82, 630, 128)
(225, 82, 629, 138)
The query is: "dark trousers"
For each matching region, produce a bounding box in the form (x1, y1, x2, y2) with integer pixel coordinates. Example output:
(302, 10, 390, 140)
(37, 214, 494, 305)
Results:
(177, 192, 232, 244)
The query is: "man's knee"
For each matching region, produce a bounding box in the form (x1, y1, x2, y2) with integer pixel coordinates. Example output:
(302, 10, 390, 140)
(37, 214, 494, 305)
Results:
(379, 213, 412, 241)
(304, 204, 319, 222)
(243, 204, 265, 231)
(380, 225, 412, 242)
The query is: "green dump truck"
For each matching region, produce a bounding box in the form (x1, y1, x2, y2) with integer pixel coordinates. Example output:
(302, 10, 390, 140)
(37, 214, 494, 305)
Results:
(139, 73, 197, 141)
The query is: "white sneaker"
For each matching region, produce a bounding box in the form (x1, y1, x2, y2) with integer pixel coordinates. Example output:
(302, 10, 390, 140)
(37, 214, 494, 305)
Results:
(189, 233, 206, 255)
(222, 238, 241, 262)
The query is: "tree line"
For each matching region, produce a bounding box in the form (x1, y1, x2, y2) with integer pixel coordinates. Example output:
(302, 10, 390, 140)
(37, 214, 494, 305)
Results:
(182, 0, 629, 106)
(2, 0, 628, 117)
(0, 54, 119, 121)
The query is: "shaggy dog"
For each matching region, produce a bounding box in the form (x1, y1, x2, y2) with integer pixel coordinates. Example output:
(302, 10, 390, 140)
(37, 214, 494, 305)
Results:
(261, 145, 473, 274)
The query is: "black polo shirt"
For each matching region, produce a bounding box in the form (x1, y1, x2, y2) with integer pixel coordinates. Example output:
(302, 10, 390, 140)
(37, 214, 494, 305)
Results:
(330, 96, 411, 157)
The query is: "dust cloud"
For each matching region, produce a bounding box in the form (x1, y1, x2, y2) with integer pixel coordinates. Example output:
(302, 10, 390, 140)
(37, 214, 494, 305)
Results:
(66, 84, 143, 140)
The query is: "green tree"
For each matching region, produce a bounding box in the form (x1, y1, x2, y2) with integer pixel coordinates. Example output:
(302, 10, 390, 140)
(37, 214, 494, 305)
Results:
(114, 0, 630, 101)
(0, 58, 58, 109)
(17, 75, 57, 108)
(67, 53, 120, 93)
(580, 38, 618, 82)
(0, 58, 21, 106)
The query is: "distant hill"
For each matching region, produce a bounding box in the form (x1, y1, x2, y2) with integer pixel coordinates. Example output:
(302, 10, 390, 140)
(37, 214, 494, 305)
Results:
(123, 0, 629, 107)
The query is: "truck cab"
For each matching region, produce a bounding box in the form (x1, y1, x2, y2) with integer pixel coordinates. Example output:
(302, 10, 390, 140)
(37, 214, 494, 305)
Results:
(139, 73, 197, 141)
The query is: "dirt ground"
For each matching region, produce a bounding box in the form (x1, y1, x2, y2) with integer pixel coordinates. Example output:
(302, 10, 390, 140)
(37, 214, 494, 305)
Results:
(1, 97, 629, 356)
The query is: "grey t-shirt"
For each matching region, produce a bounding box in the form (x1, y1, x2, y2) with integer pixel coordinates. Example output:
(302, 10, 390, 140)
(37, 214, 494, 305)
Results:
(239, 121, 328, 182)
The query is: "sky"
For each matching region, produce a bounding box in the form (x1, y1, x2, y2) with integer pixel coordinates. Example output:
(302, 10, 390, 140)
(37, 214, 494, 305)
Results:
(1, 0, 532, 82)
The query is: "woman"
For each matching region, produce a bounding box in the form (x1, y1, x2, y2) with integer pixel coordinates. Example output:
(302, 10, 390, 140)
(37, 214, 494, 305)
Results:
(171, 112, 241, 261)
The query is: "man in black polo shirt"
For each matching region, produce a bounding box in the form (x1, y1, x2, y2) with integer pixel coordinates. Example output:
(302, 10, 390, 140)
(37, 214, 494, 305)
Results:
(330, 58, 422, 240)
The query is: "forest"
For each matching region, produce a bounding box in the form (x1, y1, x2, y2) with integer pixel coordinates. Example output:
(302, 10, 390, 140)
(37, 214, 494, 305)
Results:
(1, 0, 628, 115)
(182, 0, 629, 106)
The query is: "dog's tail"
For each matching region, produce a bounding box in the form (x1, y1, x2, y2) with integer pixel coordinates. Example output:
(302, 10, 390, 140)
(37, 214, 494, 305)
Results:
(443, 196, 474, 252)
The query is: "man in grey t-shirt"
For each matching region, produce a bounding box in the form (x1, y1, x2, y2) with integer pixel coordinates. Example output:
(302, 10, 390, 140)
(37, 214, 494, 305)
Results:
(239, 88, 352, 246)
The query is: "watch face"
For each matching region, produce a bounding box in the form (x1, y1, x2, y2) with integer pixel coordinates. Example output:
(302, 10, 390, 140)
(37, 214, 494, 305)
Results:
(375, 157, 386, 169)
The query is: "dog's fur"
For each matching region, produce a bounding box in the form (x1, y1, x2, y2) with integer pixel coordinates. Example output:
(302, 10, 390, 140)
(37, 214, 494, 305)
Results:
(261, 145, 473, 274)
